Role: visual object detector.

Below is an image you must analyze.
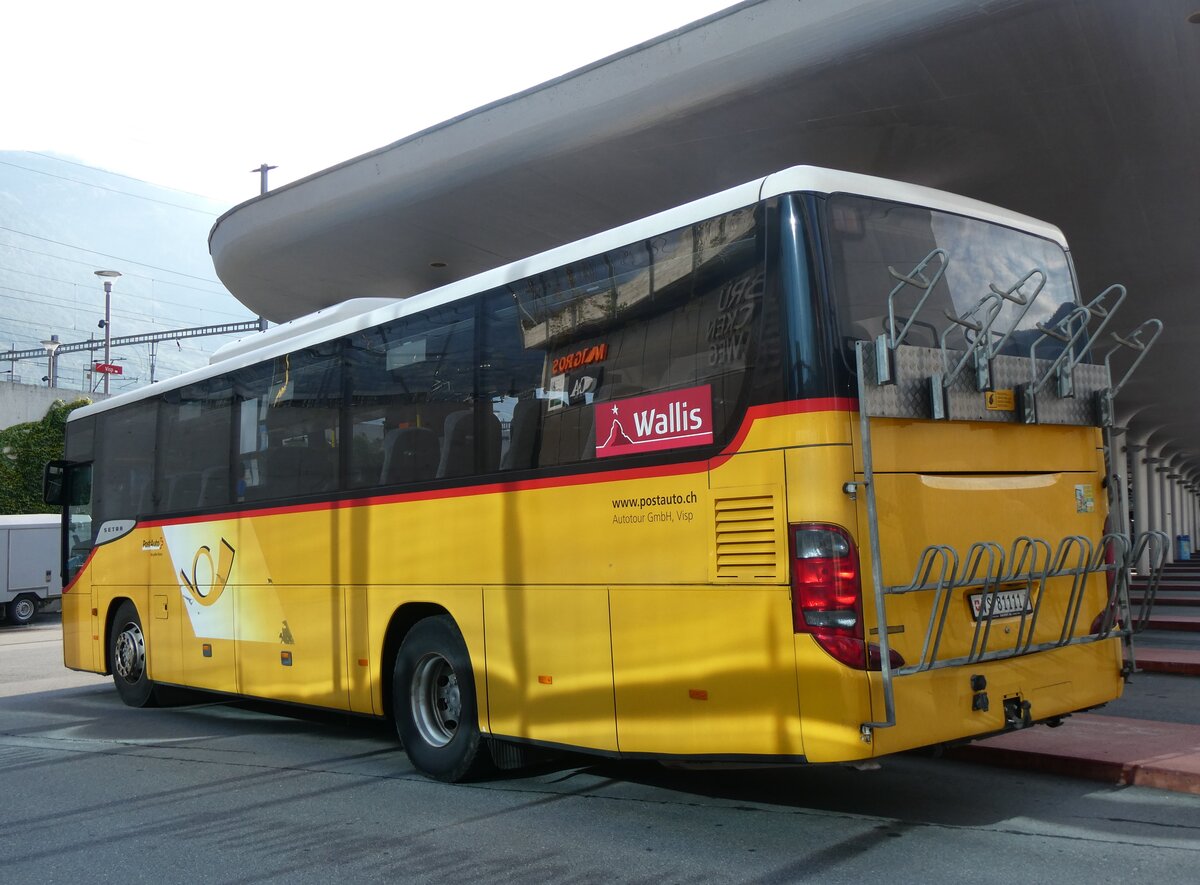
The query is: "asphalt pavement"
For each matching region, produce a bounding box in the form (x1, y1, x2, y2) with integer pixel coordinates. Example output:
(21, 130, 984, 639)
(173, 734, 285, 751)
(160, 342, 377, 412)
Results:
(6, 566, 1200, 798)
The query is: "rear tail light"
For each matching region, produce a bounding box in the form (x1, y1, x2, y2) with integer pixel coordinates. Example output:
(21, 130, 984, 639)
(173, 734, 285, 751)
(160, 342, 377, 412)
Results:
(790, 523, 903, 671)
(1090, 608, 1122, 635)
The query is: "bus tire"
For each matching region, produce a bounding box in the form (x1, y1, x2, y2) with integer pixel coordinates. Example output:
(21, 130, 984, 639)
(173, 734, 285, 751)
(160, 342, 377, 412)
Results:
(7, 595, 38, 626)
(393, 615, 489, 782)
(110, 601, 157, 708)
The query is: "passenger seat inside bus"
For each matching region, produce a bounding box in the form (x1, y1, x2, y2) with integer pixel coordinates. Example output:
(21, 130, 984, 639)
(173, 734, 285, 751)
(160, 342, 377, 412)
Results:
(500, 398, 541, 470)
(166, 472, 201, 512)
(266, 445, 336, 498)
(379, 427, 440, 485)
(198, 466, 229, 508)
(437, 410, 501, 478)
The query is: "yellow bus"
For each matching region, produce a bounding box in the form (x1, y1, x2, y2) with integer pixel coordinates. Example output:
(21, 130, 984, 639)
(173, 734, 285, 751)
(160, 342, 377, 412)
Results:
(44, 166, 1164, 782)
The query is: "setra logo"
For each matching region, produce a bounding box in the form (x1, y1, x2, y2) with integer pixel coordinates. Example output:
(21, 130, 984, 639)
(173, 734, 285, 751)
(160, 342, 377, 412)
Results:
(595, 384, 713, 459)
(96, 519, 136, 544)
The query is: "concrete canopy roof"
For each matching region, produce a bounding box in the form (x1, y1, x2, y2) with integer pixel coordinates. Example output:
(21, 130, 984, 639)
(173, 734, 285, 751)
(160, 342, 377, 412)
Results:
(209, 0, 1200, 475)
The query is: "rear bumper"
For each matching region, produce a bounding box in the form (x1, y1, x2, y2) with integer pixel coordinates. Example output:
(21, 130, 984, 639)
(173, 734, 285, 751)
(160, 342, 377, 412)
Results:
(868, 637, 1124, 757)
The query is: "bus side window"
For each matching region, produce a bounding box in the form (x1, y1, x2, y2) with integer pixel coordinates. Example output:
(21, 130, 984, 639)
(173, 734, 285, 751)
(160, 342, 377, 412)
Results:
(504, 206, 763, 469)
(156, 378, 234, 513)
(94, 399, 156, 524)
(481, 289, 545, 474)
(233, 345, 341, 502)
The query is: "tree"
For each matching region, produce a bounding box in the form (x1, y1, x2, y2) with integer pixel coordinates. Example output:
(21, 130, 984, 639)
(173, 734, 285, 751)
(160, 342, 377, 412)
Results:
(0, 398, 91, 515)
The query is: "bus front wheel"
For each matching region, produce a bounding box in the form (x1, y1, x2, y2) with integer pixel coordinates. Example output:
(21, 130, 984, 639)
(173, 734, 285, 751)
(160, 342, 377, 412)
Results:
(110, 601, 157, 708)
(393, 615, 489, 782)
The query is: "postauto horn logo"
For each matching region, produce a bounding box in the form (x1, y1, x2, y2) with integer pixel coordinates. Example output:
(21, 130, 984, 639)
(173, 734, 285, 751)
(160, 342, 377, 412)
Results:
(595, 384, 713, 458)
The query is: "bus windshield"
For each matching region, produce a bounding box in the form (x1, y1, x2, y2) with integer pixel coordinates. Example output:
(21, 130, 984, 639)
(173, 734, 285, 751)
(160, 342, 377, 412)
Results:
(824, 194, 1081, 367)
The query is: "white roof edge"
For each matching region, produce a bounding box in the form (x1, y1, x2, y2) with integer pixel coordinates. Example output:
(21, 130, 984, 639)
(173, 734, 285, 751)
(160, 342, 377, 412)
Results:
(761, 166, 1069, 247)
(209, 298, 398, 365)
(77, 165, 1067, 422)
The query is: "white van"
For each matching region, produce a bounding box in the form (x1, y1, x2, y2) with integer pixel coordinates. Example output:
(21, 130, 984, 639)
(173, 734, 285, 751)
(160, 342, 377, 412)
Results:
(0, 513, 62, 625)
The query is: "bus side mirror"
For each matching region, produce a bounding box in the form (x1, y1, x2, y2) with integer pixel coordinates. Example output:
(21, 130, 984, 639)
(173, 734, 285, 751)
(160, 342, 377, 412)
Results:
(43, 460, 68, 506)
(43, 460, 89, 506)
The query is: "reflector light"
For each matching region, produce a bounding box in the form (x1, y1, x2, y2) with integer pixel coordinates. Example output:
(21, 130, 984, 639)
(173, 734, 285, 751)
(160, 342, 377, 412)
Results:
(689, 689, 709, 700)
(538, 675, 553, 685)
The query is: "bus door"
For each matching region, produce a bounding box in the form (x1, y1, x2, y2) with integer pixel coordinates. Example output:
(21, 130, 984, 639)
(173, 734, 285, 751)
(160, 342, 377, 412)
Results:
(164, 519, 238, 694)
(45, 460, 99, 671)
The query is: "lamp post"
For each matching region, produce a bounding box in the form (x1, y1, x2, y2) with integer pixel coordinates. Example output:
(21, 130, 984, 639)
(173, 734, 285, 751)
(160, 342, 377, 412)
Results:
(40, 334, 61, 388)
(94, 270, 121, 394)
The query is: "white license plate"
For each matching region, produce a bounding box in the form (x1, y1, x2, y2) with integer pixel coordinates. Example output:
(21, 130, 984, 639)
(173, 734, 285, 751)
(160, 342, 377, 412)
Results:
(969, 587, 1033, 620)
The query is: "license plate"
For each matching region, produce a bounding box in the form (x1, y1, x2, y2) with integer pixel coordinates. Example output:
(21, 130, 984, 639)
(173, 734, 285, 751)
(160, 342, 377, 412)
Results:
(969, 586, 1033, 620)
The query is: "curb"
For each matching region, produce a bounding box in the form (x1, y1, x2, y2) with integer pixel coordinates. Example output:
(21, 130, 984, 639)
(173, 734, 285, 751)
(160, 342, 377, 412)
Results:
(1135, 646, 1200, 675)
(1145, 615, 1200, 632)
(953, 713, 1200, 794)
(1132, 595, 1200, 607)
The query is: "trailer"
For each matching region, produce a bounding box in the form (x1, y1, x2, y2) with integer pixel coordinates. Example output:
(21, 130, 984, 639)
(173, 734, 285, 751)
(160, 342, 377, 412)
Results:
(0, 513, 62, 626)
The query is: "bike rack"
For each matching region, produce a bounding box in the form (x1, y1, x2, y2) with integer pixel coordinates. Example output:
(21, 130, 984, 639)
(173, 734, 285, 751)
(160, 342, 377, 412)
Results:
(874, 248, 948, 385)
(854, 255, 1167, 740)
(1020, 285, 1128, 423)
(858, 526, 1169, 737)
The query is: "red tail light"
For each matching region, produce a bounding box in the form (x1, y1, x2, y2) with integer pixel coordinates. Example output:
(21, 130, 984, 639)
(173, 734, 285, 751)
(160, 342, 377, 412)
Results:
(1090, 608, 1122, 635)
(790, 523, 903, 671)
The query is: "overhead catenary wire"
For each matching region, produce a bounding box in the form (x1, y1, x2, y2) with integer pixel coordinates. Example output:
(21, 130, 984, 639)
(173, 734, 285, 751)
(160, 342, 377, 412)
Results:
(25, 152, 223, 203)
(0, 225, 226, 286)
(0, 286, 254, 332)
(0, 159, 222, 216)
(0, 264, 254, 321)
(0, 259, 236, 301)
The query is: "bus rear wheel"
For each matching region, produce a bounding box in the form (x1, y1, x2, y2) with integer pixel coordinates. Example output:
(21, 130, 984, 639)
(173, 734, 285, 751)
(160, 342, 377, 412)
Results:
(7, 595, 38, 626)
(110, 601, 157, 708)
(393, 615, 490, 782)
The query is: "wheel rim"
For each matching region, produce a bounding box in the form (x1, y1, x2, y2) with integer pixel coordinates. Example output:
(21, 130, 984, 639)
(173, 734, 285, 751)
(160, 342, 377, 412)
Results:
(410, 652, 461, 748)
(114, 621, 146, 683)
(12, 598, 35, 621)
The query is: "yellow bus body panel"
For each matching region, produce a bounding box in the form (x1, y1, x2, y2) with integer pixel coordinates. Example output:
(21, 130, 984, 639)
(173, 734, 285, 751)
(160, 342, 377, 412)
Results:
(610, 586, 803, 756)
(484, 586, 617, 751)
(848, 417, 1120, 758)
(67, 405, 1126, 764)
(61, 573, 96, 672)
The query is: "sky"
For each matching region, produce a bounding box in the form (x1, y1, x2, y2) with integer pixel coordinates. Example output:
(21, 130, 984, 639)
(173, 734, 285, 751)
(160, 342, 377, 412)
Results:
(5, 0, 741, 206)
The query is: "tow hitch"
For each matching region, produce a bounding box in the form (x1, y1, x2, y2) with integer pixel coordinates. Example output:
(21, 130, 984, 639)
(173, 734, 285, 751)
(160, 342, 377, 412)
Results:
(1003, 696, 1033, 730)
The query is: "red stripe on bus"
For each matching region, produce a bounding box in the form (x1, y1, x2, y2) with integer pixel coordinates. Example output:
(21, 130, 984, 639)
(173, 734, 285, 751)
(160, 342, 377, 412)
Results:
(719, 397, 857, 457)
(136, 397, 857, 529)
(62, 548, 97, 594)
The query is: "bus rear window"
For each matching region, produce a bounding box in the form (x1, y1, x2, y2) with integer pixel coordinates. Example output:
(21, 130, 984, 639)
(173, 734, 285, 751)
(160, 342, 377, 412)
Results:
(824, 195, 1081, 368)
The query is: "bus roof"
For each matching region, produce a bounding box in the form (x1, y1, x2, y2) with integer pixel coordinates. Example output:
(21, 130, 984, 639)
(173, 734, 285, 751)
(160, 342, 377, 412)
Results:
(74, 165, 1066, 422)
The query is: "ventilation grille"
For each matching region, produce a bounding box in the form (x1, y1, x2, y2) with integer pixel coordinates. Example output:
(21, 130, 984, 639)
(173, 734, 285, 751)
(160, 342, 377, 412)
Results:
(713, 493, 780, 580)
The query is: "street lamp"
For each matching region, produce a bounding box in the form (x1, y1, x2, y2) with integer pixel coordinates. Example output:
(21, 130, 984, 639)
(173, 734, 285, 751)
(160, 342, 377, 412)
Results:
(94, 270, 121, 394)
(40, 334, 61, 388)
